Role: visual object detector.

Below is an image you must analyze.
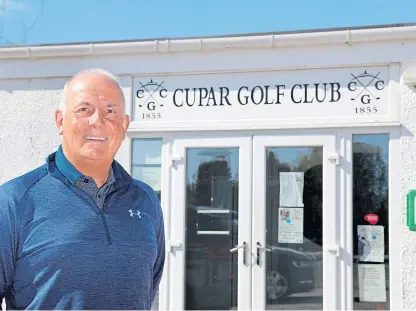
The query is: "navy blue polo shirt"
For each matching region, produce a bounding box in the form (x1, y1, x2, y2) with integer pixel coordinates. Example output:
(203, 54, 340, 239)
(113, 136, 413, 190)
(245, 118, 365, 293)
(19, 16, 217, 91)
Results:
(0, 147, 165, 310)
(55, 145, 116, 210)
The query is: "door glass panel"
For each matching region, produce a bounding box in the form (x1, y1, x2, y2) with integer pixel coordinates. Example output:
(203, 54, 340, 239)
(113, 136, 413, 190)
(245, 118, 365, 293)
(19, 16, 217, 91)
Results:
(352, 134, 389, 310)
(265, 147, 323, 310)
(185, 148, 239, 310)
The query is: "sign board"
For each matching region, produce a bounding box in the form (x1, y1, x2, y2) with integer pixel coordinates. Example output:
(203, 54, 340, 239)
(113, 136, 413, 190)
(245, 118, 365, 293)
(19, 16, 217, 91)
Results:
(132, 66, 389, 125)
(407, 190, 416, 231)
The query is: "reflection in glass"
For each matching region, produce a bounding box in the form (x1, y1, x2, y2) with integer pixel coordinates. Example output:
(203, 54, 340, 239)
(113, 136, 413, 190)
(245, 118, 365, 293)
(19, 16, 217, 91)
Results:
(132, 167, 161, 192)
(353, 134, 389, 310)
(131, 138, 162, 310)
(131, 138, 162, 200)
(265, 147, 323, 310)
(185, 148, 239, 310)
(132, 138, 162, 164)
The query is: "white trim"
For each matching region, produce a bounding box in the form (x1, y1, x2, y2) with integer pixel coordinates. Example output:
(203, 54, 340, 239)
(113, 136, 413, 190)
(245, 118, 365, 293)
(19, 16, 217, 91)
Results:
(1, 25, 416, 59)
(337, 131, 348, 310)
(159, 136, 172, 311)
(2, 42, 415, 81)
(342, 130, 354, 311)
(127, 120, 401, 133)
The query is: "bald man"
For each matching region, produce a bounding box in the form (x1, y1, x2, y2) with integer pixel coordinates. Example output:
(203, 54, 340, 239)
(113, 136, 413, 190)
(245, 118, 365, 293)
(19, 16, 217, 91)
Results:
(0, 69, 165, 310)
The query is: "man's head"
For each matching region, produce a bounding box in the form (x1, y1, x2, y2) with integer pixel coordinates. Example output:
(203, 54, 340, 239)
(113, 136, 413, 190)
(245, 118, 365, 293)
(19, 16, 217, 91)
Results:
(55, 68, 130, 167)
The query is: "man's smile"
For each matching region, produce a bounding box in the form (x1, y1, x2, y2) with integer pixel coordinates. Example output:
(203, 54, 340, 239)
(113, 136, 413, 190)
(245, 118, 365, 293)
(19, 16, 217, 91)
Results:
(84, 136, 107, 141)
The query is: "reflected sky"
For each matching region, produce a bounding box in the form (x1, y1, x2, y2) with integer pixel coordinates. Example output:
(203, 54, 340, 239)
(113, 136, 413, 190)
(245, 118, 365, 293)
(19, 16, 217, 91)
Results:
(269, 147, 314, 167)
(353, 134, 389, 162)
(132, 138, 162, 165)
(186, 148, 239, 184)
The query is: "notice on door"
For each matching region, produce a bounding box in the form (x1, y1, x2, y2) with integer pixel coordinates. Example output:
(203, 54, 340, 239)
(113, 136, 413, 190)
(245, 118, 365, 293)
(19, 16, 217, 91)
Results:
(278, 207, 303, 243)
(358, 264, 387, 302)
(357, 225, 385, 263)
(279, 172, 304, 207)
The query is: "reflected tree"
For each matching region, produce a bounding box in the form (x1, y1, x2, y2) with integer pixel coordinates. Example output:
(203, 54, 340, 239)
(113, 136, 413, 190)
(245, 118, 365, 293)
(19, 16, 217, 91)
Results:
(194, 159, 232, 207)
(353, 142, 388, 254)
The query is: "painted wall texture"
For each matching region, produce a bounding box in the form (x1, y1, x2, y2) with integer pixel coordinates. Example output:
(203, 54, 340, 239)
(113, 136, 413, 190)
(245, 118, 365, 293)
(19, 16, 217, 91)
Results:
(0, 78, 65, 185)
(400, 62, 416, 310)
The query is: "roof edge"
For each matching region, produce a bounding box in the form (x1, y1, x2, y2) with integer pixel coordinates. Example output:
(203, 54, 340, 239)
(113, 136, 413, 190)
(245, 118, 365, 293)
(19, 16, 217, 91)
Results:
(1, 23, 416, 60)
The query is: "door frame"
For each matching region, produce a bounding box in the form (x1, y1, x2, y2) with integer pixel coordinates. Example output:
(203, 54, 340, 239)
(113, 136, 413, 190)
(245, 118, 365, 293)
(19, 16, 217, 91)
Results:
(338, 127, 401, 310)
(120, 126, 400, 310)
(168, 135, 253, 310)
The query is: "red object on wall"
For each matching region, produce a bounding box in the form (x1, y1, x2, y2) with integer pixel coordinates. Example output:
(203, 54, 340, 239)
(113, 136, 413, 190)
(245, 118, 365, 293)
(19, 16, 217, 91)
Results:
(364, 214, 379, 225)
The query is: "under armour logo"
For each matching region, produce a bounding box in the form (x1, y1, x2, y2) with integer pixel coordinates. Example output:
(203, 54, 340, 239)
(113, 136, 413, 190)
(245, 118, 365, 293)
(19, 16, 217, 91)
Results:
(129, 209, 142, 218)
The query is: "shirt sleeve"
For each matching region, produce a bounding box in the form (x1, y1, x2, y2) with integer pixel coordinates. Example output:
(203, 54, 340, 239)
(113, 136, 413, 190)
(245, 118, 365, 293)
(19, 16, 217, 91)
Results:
(151, 191, 165, 304)
(0, 189, 17, 302)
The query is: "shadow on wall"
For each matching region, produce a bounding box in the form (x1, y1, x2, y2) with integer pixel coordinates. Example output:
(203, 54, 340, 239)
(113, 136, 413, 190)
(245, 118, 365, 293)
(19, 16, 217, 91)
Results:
(0, 77, 67, 185)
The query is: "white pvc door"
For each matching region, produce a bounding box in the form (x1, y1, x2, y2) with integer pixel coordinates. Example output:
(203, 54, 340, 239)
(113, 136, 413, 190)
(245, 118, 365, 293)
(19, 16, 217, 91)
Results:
(168, 133, 339, 310)
(168, 136, 252, 310)
(252, 134, 338, 310)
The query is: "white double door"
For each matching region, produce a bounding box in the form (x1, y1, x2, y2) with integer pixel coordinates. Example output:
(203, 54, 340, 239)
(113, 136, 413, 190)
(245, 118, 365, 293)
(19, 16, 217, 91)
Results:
(168, 133, 339, 310)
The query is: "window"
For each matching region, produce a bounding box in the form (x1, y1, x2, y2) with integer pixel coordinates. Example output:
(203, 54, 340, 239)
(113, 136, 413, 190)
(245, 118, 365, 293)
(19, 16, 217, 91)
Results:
(131, 138, 163, 310)
(131, 138, 162, 200)
(352, 134, 389, 310)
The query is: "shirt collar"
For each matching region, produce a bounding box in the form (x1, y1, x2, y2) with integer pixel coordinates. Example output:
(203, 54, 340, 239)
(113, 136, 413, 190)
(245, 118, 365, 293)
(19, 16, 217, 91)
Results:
(55, 145, 83, 184)
(55, 145, 115, 185)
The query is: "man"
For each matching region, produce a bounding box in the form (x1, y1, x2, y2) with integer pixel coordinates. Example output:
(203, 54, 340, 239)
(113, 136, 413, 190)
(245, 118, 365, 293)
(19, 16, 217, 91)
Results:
(0, 69, 165, 310)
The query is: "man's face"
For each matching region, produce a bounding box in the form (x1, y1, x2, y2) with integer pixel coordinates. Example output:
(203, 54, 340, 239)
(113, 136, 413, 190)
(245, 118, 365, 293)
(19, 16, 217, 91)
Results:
(55, 73, 130, 163)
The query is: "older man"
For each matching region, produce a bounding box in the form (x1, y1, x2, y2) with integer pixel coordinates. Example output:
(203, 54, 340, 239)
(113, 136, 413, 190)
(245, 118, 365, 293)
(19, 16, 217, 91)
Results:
(0, 69, 165, 310)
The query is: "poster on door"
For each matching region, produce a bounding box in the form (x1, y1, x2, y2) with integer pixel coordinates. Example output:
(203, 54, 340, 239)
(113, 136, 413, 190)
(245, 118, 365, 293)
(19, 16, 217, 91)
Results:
(279, 172, 304, 207)
(357, 225, 385, 263)
(278, 207, 304, 243)
(358, 264, 387, 302)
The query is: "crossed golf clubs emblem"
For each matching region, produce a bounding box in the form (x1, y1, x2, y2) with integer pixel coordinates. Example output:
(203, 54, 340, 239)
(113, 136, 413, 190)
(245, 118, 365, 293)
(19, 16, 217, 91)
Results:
(350, 71, 382, 101)
(137, 80, 165, 108)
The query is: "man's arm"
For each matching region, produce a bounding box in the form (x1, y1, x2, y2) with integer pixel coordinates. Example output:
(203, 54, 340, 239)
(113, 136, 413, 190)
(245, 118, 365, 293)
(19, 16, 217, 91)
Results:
(151, 191, 165, 304)
(0, 190, 17, 302)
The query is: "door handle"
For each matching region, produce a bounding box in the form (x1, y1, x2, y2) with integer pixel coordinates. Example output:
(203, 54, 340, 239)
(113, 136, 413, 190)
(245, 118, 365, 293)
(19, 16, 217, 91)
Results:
(230, 241, 247, 265)
(256, 242, 271, 265)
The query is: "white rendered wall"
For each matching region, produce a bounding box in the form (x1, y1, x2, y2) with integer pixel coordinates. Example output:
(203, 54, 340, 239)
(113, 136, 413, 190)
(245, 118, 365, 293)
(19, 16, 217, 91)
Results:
(0, 78, 65, 185)
(400, 62, 416, 310)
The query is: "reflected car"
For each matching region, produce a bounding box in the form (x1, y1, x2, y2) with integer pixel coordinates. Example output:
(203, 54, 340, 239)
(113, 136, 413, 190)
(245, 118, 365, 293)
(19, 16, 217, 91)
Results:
(184, 207, 317, 309)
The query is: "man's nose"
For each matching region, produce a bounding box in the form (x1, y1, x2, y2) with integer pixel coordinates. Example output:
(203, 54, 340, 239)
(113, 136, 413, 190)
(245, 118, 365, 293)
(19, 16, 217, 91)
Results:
(89, 109, 104, 128)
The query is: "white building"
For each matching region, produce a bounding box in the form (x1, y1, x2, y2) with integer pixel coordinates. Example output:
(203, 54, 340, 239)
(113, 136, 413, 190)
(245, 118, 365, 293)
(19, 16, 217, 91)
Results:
(1, 23, 416, 310)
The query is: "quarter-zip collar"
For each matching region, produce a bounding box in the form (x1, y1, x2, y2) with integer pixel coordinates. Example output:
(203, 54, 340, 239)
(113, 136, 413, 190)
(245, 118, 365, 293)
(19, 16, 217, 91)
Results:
(55, 145, 83, 184)
(46, 147, 133, 189)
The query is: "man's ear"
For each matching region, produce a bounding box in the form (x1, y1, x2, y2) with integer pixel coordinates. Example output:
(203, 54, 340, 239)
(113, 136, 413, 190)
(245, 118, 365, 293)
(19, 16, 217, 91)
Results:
(55, 110, 64, 135)
(122, 115, 130, 139)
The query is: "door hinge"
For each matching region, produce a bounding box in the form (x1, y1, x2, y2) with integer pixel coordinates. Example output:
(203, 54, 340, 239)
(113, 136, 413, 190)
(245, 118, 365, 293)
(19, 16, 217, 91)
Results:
(168, 240, 182, 252)
(326, 245, 341, 258)
(327, 153, 340, 166)
(169, 155, 184, 168)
